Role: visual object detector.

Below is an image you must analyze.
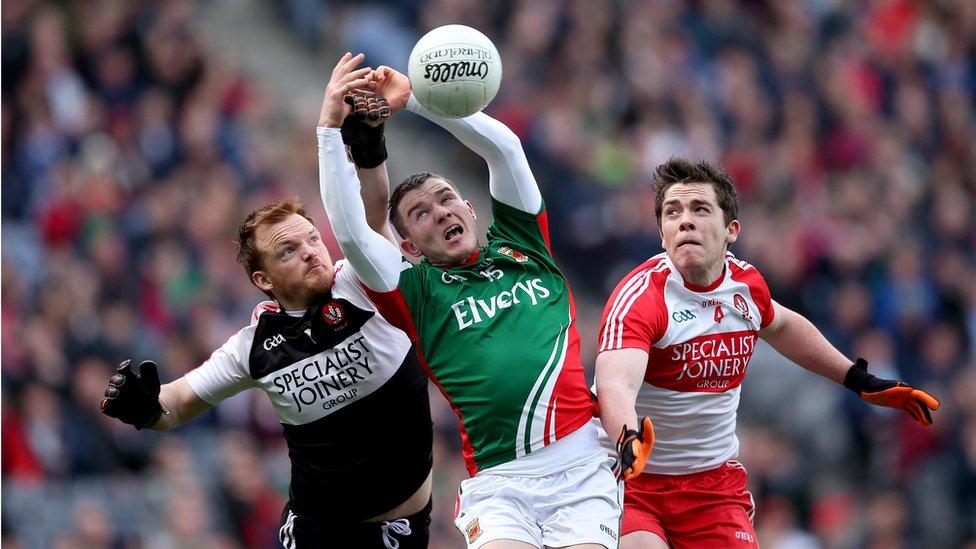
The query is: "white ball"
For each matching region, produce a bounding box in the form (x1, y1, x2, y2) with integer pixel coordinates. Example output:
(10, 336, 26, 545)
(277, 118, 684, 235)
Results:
(408, 25, 502, 118)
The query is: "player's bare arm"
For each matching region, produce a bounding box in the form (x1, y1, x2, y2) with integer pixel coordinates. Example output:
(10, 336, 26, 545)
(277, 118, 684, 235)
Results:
(759, 300, 851, 383)
(595, 349, 647, 450)
(596, 349, 655, 480)
(761, 299, 940, 425)
(100, 360, 211, 431)
(153, 377, 211, 430)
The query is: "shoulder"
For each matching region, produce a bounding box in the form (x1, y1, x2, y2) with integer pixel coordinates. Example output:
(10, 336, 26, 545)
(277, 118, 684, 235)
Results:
(726, 252, 767, 285)
(612, 254, 672, 296)
(603, 254, 671, 317)
(250, 300, 279, 326)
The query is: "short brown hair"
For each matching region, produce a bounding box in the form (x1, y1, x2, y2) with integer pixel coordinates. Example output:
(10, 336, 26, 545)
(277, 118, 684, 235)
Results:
(652, 158, 739, 228)
(388, 172, 458, 237)
(236, 197, 314, 279)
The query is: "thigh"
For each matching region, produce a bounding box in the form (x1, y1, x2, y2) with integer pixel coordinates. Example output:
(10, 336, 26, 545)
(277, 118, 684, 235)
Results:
(538, 456, 622, 549)
(482, 541, 539, 549)
(620, 475, 668, 543)
(454, 474, 541, 549)
(620, 531, 668, 549)
(667, 463, 758, 549)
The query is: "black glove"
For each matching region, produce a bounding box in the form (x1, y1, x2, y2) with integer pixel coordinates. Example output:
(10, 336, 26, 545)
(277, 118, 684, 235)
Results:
(341, 90, 389, 168)
(100, 359, 165, 430)
(844, 358, 940, 426)
(615, 416, 654, 481)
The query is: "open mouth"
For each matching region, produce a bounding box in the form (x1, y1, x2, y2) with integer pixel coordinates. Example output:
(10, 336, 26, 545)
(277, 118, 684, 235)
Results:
(444, 224, 464, 242)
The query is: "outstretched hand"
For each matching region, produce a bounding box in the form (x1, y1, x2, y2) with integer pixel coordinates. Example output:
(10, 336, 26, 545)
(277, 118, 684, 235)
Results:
(845, 358, 940, 426)
(319, 52, 373, 128)
(100, 359, 165, 430)
(366, 65, 411, 114)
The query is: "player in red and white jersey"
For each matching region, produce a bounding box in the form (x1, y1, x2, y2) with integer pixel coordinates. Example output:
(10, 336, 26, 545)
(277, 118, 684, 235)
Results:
(595, 158, 940, 549)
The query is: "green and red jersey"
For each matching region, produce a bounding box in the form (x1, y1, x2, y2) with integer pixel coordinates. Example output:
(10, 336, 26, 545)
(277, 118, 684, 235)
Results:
(369, 199, 593, 475)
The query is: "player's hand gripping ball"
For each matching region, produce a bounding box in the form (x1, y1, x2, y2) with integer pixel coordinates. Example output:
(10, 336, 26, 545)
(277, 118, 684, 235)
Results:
(408, 24, 502, 118)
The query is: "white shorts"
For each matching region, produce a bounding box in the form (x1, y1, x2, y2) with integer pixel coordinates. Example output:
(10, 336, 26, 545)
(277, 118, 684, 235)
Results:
(453, 455, 622, 548)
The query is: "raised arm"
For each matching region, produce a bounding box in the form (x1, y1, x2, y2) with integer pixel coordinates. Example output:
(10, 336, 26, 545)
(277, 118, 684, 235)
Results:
(370, 66, 543, 214)
(318, 53, 402, 292)
(339, 91, 395, 243)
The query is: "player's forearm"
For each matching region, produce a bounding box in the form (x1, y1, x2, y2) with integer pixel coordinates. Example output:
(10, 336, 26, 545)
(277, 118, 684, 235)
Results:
(355, 163, 396, 243)
(150, 379, 210, 431)
(317, 127, 402, 291)
(761, 307, 850, 384)
(406, 95, 542, 213)
(596, 382, 640, 444)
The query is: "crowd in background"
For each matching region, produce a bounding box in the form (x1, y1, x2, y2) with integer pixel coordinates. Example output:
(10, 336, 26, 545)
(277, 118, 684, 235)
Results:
(2, 0, 974, 547)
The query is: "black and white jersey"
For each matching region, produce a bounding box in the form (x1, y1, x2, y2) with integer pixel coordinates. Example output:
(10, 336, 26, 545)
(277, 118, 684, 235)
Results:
(186, 260, 432, 523)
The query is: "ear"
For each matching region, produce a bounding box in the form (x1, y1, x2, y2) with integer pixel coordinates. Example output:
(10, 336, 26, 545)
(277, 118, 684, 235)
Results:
(726, 219, 741, 245)
(465, 200, 476, 220)
(399, 238, 423, 259)
(252, 270, 274, 294)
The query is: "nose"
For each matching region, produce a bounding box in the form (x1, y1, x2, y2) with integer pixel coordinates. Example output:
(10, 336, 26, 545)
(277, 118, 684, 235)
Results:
(301, 242, 319, 262)
(432, 203, 452, 223)
(678, 211, 696, 231)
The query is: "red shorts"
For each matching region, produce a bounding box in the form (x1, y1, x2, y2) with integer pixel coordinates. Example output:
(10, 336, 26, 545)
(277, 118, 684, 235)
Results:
(621, 461, 757, 548)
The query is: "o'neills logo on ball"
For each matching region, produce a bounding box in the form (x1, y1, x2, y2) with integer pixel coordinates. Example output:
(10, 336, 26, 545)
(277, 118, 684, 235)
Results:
(419, 47, 493, 63)
(424, 61, 490, 83)
(322, 301, 344, 326)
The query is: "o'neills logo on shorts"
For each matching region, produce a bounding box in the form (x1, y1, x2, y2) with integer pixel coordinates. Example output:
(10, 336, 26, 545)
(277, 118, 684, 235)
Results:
(647, 331, 757, 392)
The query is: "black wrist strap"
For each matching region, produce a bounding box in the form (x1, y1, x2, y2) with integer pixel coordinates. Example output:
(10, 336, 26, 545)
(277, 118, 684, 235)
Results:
(843, 358, 871, 393)
(340, 122, 388, 169)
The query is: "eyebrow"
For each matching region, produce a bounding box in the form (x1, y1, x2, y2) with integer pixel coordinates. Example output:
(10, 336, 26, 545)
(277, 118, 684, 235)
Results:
(664, 197, 713, 208)
(271, 228, 318, 252)
(405, 187, 453, 219)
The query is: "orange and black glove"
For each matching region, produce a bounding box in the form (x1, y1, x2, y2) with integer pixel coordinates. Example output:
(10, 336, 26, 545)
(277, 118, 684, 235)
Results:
(100, 359, 165, 430)
(844, 358, 940, 426)
(615, 416, 654, 481)
(341, 90, 390, 168)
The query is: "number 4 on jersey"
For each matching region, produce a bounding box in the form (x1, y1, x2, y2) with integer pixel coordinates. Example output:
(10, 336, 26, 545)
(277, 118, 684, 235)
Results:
(714, 305, 724, 323)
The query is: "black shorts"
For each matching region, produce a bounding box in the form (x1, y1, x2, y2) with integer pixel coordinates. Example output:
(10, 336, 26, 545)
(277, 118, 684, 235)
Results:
(277, 498, 432, 548)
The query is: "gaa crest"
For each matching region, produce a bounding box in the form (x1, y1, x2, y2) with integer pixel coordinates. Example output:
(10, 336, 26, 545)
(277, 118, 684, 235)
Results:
(498, 246, 528, 263)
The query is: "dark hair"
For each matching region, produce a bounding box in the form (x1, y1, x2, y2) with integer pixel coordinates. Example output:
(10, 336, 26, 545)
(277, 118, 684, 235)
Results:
(652, 158, 739, 228)
(235, 197, 314, 281)
(388, 172, 458, 237)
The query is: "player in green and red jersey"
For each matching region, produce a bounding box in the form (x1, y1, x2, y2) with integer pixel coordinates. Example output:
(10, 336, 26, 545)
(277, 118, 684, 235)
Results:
(317, 56, 621, 549)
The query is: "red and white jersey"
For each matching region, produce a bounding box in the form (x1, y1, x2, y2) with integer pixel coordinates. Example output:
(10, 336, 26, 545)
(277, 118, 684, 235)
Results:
(598, 252, 774, 475)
